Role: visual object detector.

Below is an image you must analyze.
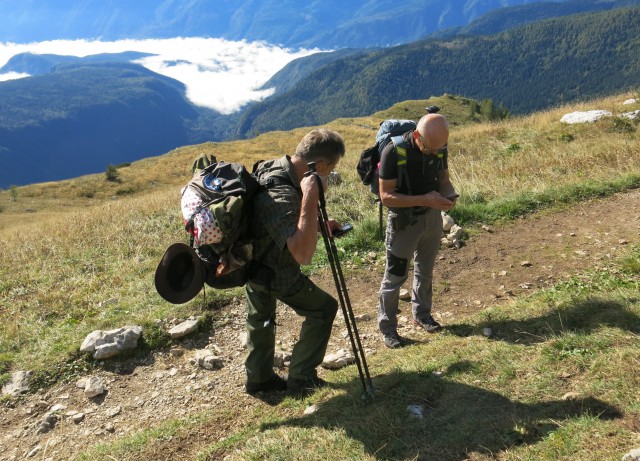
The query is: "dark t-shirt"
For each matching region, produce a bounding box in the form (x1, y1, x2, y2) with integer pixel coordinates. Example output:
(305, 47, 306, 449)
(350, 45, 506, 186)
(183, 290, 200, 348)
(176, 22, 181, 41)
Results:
(378, 131, 448, 195)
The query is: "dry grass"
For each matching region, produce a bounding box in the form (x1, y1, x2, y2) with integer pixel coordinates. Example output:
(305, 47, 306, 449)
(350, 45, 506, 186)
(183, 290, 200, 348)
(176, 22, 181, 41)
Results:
(0, 91, 638, 373)
(1, 91, 639, 460)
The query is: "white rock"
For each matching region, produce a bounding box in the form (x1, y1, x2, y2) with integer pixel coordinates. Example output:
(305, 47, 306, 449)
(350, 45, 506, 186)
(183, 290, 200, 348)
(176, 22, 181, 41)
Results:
(447, 224, 463, 240)
(322, 349, 355, 370)
(623, 98, 638, 105)
(193, 350, 224, 370)
(622, 448, 640, 461)
(399, 288, 411, 300)
(441, 213, 455, 232)
(80, 326, 142, 359)
(84, 376, 106, 398)
(2, 370, 33, 397)
(168, 318, 200, 339)
(621, 110, 640, 120)
(304, 404, 319, 415)
(560, 110, 612, 124)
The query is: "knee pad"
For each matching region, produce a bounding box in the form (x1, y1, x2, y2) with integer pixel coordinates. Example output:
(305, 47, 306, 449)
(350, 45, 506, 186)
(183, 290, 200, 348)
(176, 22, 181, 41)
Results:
(387, 251, 408, 277)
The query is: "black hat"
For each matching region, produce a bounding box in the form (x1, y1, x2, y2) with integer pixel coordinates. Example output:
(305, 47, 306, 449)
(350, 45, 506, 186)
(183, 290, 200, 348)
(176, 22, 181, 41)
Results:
(154, 243, 204, 304)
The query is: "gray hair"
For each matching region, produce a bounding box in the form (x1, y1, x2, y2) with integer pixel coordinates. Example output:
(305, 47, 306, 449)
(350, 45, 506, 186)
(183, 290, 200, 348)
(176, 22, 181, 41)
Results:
(294, 129, 346, 164)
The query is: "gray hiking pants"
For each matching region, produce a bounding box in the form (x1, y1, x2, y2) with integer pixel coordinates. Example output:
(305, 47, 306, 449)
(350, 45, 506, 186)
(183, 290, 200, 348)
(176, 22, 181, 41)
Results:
(378, 207, 442, 335)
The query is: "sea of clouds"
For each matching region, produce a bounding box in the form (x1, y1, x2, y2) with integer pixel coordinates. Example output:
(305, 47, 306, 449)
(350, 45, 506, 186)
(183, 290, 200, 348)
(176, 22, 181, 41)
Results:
(0, 37, 321, 114)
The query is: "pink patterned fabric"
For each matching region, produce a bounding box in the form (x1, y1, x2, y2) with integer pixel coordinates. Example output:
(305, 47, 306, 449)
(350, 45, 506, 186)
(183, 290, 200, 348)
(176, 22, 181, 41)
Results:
(180, 186, 223, 246)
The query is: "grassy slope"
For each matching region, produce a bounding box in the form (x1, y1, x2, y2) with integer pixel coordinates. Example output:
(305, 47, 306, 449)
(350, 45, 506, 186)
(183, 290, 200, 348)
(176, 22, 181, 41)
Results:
(1, 91, 639, 460)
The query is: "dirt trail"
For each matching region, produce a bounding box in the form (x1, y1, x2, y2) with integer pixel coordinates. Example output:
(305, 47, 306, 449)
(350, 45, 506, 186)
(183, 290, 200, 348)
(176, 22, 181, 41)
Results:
(1, 189, 639, 460)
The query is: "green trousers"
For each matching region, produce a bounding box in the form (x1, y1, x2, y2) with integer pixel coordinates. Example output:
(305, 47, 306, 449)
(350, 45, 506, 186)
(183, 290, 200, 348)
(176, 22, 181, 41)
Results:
(244, 276, 338, 384)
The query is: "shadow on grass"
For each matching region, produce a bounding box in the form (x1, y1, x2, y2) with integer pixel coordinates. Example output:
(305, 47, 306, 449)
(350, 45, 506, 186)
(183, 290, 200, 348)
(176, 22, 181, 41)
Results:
(260, 367, 622, 460)
(447, 297, 640, 345)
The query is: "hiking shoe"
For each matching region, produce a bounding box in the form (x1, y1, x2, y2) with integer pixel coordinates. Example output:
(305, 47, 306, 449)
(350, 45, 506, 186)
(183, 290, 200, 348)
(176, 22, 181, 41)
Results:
(287, 375, 328, 397)
(383, 332, 403, 349)
(414, 315, 442, 333)
(245, 374, 288, 395)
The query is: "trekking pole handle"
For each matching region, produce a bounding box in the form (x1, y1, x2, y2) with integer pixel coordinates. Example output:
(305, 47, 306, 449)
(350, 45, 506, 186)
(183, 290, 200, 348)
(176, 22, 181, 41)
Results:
(305, 162, 326, 208)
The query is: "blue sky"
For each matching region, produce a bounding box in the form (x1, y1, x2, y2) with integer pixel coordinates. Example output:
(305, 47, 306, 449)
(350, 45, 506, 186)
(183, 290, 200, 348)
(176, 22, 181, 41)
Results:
(0, 38, 321, 114)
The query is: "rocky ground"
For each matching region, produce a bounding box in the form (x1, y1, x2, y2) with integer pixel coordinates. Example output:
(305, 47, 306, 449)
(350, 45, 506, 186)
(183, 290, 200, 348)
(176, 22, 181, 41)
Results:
(1, 189, 639, 460)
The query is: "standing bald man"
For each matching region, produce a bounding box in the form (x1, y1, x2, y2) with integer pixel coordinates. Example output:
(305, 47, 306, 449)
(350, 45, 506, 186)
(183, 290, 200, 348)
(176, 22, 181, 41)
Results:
(377, 114, 457, 348)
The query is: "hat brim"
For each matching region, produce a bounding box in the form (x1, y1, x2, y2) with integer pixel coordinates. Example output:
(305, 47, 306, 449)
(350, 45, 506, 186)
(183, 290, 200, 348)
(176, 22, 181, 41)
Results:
(155, 243, 205, 304)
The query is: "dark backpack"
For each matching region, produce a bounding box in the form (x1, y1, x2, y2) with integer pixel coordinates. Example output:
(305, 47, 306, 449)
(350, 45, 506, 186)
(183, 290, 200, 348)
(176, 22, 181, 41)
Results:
(356, 120, 417, 241)
(181, 157, 263, 289)
(356, 119, 416, 195)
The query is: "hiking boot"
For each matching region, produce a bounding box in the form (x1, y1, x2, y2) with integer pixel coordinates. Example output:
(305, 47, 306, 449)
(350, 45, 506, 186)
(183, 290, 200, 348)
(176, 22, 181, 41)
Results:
(414, 315, 442, 333)
(383, 332, 403, 349)
(287, 375, 328, 397)
(245, 374, 288, 395)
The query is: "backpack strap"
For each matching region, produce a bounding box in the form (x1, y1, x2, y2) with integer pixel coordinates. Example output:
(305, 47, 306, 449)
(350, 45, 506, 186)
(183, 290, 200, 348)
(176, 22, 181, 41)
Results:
(390, 135, 412, 195)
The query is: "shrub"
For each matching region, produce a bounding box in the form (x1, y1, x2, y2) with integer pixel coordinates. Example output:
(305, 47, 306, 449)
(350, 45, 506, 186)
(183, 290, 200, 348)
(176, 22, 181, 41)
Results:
(105, 164, 121, 182)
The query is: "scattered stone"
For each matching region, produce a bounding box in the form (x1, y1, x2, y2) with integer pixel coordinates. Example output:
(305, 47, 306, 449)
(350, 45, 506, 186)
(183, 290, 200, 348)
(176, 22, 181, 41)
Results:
(80, 326, 143, 359)
(322, 349, 355, 370)
(2, 370, 33, 397)
(441, 213, 455, 232)
(304, 404, 319, 415)
(399, 288, 411, 300)
(239, 332, 248, 349)
(498, 270, 507, 276)
(355, 313, 372, 321)
(26, 446, 42, 458)
(49, 404, 67, 413)
(562, 391, 581, 401)
(560, 110, 612, 124)
(432, 371, 444, 377)
(619, 239, 628, 245)
(84, 376, 106, 398)
(623, 98, 638, 105)
(621, 110, 640, 120)
(168, 318, 200, 339)
(520, 261, 532, 267)
(481, 224, 493, 233)
(622, 448, 640, 461)
(36, 414, 59, 434)
(482, 327, 493, 337)
(72, 413, 85, 424)
(193, 350, 224, 370)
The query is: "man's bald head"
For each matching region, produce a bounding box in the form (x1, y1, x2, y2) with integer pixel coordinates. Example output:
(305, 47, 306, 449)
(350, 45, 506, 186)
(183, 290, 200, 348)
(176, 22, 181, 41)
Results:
(415, 114, 449, 154)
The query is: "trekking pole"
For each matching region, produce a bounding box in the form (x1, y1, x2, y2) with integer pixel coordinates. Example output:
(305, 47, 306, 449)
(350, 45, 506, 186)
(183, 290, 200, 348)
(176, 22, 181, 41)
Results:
(306, 163, 375, 402)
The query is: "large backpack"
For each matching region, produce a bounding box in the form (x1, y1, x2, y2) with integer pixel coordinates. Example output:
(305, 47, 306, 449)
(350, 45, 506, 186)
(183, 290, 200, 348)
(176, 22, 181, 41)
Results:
(356, 119, 416, 195)
(356, 120, 416, 240)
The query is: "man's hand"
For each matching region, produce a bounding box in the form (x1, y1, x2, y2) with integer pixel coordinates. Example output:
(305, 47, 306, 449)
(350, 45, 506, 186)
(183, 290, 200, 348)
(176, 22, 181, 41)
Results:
(300, 174, 320, 202)
(326, 219, 342, 236)
(423, 191, 455, 211)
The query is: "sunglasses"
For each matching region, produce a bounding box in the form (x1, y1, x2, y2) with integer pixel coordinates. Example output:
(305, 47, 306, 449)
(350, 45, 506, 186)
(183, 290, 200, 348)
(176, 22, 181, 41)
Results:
(416, 133, 445, 157)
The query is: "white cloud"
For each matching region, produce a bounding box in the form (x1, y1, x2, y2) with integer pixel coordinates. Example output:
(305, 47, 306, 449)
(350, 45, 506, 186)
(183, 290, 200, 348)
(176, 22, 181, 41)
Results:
(0, 37, 321, 113)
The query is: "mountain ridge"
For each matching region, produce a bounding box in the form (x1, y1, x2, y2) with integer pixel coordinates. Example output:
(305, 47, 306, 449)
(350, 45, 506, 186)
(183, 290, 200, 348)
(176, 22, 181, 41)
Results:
(235, 7, 640, 137)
